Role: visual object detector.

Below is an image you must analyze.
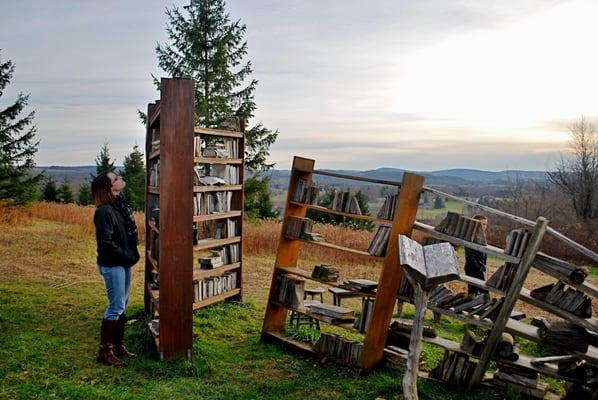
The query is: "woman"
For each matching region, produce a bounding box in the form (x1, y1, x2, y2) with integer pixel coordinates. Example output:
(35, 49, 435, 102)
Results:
(92, 171, 140, 366)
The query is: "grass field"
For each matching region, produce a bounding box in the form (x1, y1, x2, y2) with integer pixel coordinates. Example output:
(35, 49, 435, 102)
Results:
(1, 203, 594, 399)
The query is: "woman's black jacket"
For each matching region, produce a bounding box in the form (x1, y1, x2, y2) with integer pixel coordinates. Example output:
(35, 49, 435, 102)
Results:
(94, 204, 140, 268)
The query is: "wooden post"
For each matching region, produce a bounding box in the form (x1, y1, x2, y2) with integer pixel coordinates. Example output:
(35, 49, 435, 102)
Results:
(261, 156, 315, 335)
(361, 172, 424, 370)
(158, 78, 195, 359)
(403, 282, 428, 400)
(468, 217, 549, 386)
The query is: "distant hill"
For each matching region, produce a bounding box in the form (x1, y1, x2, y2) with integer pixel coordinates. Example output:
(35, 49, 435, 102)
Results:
(36, 165, 548, 190)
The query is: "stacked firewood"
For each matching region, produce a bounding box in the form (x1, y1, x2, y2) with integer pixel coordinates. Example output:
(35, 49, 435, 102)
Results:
(530, 281, 592, 318)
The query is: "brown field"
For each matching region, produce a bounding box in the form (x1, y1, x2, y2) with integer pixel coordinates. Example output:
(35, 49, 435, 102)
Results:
(3, 201, 595, 317)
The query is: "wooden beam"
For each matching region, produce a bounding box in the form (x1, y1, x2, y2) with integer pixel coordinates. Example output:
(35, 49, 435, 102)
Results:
(469, 217, 549, 386)
(361, 172, 424, 370)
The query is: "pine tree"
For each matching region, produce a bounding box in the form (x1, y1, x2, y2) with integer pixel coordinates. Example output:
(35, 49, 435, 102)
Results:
(77, 182, 92, 206)
(0, 51, 41, 206)
(42, 177, 59, 202)
(121, 145, 145, 211)
(95, 141, 115, 175)
(155, 0, 278, 173)
(244, 176, 278, 220)
(58, 178, 74, 204)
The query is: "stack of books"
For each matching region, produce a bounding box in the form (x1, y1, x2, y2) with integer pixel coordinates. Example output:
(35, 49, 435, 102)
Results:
(206, 244, 240, 264)
(338, 279, 378, 293)
(284, 216, 323, 241)
(150, 139, 160, 153)
(315, 333, 362, 367)
(274, 274, 305, 308)
(311, 264, 340, 282)
(307, 303, 355, 323)
(329, 191, 361, 215)
(368, 225, 391, 256)
(377, 194, 398, 220)
(193, 271, 238, 302)
(291, 178, 319, 204)
(198, 253, 224, 269)
(214, 219, 237, 239)
(148, 319, 160, 337)
(210, 164, 239, 185)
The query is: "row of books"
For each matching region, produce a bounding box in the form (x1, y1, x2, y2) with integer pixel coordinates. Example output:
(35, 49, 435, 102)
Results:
(214, 219, 238, 239)
(149, 160, 160, 186)
(274, 273, 305, 308)
(315, 333, 363, 367)
(193, 191, 233, 215)
(368, 225, 391, 256)
(284, 216, 323, 241)
(193, 271, 238, 302)
(207, 244, 240, 265)
(291, 178, 319, 204)
(193, 137, 239, 158)
(377, 194, 398, 220)
(329, 191, 361, 215)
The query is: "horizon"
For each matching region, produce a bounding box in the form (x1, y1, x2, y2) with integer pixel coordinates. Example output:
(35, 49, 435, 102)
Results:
(2, 0, 597, 170)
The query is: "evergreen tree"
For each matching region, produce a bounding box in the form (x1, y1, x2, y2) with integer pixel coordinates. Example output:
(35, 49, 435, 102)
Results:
(0, 51, 41, 206)
(42, 177, 59, 202)
(121, 145, 146, 211)
(77, 182, 92, 206)
(58, 178, 74, 204)
(244, 176, 277, 220)
(95, 141, 115, 175)
(155, 0, 278, 174)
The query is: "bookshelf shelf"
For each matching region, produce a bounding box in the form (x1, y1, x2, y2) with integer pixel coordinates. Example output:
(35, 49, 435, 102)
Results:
(148, 220, 159, 235)
(193, 263, 241, 280)
(146, 250, 158, 271)
(194, 157, 243, 165)
(276, 266, 375, 297)
(193, 210, 242, 222)
(194, 126, 243, 138)
(149, 149, 160, 160)
(193, 288, 241, 309)
(193, 184, 243, 193)
(194, 236, 241, 251)
(144, 78, 244, 361)
(289, 200, 392, 224)
(294, 237, 381, 259)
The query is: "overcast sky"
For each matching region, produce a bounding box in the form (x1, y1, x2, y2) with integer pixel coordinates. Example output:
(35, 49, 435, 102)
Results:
(1, 0, 597, 171)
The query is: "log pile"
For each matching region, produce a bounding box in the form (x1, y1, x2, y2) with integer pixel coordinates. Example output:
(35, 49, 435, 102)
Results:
(530, 281, 592, 318)
(434, 212, 487, 245)
(430, 350, 476, 384)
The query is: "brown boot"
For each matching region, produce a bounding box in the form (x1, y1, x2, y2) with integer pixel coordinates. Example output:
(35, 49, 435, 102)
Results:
(97, 319, 125, 366)
(113, 314, 136, 358)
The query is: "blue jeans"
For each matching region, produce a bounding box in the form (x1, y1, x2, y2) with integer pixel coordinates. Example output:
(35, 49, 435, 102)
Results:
(98, 265, 132, 321)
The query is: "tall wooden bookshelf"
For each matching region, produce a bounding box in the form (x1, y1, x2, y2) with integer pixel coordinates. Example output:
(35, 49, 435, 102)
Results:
(144, 77, 244, 360)
(261, 156, 424, 371)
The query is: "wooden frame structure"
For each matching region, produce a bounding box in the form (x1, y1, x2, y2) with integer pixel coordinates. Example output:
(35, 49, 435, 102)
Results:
(144, 77, 244, 360)
(261, 156, 424, 370)
(261, 155, 598, 397)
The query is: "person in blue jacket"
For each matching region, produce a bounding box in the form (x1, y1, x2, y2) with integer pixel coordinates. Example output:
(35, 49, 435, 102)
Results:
(92, 171, 140, 366)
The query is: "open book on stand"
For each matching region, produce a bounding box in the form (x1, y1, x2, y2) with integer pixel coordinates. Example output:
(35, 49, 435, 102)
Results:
(398, 235, 460, 291)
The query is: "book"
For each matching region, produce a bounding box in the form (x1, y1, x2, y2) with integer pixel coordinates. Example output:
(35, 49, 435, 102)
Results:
(398, 235, 460, 291)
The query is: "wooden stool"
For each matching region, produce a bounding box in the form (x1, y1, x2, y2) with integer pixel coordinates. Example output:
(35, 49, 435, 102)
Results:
(289, 288, 325, 330)
(328, 287, 369, 306)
